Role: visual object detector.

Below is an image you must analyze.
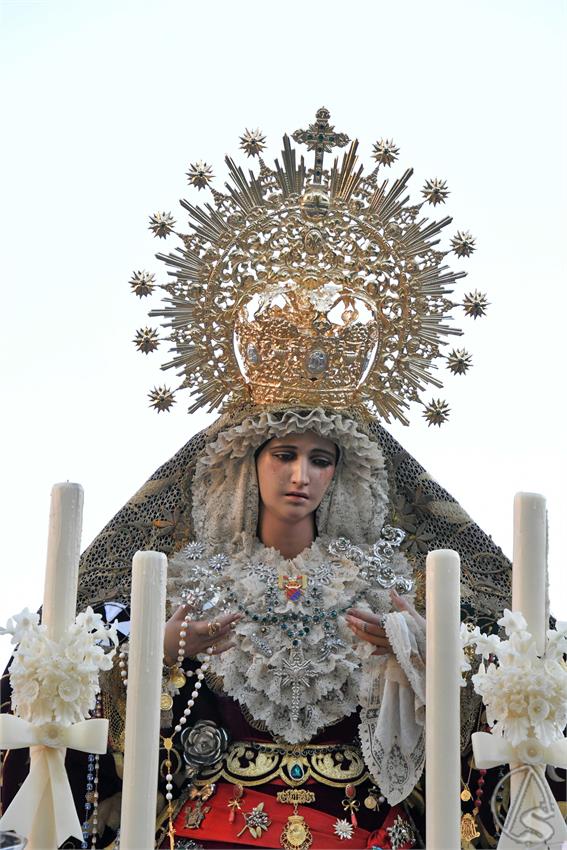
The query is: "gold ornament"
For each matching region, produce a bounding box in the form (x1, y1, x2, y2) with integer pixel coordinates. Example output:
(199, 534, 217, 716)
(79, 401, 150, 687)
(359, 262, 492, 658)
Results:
(149, 211, 176, 239)
(160, 692, 174, 711)
(186, 160, 214, 190)
(422, 178, 449, 206)
(134, 327, 160, 354)
(240, 128, 267, 158)
(463, 290, 489, 319)
(129, 270, 156, 298)
(451, 230, 476, 257)
(372, 138, 399, 166)
(169, 665, 187, 689)
(148, 385, 176, 412)
(277, 789, 316, 850)
(423, 398, 450, 427)
(134, 107, 484, 425)
(460, 812, 480, 841)
(447, 348, 472, 375)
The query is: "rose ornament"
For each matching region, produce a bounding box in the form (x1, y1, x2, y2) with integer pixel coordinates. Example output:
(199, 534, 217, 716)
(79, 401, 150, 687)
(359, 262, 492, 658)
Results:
(181, 719, 229, 777)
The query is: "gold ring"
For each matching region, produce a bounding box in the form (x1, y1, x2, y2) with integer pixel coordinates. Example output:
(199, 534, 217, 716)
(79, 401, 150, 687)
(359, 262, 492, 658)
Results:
(207, 621, 221, 637)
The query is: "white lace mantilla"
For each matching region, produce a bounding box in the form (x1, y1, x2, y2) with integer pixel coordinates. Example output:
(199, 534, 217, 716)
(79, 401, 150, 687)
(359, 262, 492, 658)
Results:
(168, 531, 426, 804)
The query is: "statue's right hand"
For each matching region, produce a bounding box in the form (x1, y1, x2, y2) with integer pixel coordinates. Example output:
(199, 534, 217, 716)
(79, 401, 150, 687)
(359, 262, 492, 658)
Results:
(164, 605, 241, 666)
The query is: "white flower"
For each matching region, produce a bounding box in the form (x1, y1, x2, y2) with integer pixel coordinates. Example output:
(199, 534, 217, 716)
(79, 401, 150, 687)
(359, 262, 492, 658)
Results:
(0, 608, 40, 644)
(57, 678, 81, 702)
(4, 604, 117, 726)
(474, 633, 501, 660)
(333, 819, 354, 840)
(515, 737, 545, 764)
(532, 718, 557, 747)
(17, 678, 40, 703)
(75, 606, 105, 633)
(460, 622, 480, 645)
(528, 697, 550, 723)
(508, 694, 528, 715)
(469, 617, 567, 749)
(503, 715, 530, 747)
(555, 705, 567, 728)
(497, 609, 527, 636)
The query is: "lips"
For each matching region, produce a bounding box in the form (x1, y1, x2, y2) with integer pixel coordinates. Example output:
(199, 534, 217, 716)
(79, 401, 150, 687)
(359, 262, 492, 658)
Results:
(285, 492, 309, 500)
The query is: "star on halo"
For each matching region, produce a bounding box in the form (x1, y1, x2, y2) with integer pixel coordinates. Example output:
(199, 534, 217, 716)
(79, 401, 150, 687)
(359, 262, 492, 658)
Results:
(129, 270, 156, 298)
(451, 230, 476, 257)
(186, 161, 214, 190)
(148, 211, 176, 239)
(372, 138, 399, 166)
(239, 128, 267, 158)
(463, 290, 489, 319)
(446, 348, 472, 375)
(422, 178, 449, 206)
(148, 385, 176, 412)
(133, 327, 160, 354)
(423, 398, 450, 427)
(333, 819, 354, 840)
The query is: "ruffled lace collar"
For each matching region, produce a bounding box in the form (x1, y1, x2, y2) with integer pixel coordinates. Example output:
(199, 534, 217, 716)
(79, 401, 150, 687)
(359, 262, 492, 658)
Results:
(168, 530, 413, 743)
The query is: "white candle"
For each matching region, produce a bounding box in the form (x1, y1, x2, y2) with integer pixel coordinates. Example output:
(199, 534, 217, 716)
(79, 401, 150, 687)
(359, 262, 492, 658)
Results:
(120, 551, 167, 850)
(42, 482, 84, 640)
(510, 492, 548, 809)
(426, 549, 461, 850)
(512, 492, 547, 655)
(28, 482, 84, 850)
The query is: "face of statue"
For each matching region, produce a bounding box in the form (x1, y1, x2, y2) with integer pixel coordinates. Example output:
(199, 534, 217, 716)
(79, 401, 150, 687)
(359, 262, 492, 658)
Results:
(255, 431, 337, 525)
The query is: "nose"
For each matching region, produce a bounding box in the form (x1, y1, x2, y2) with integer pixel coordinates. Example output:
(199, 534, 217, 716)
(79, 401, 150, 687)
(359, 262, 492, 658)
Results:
(290, 455, 310, 487)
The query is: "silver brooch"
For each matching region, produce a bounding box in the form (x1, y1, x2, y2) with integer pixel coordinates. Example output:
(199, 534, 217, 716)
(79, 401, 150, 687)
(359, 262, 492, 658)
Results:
(387, 814, 415, 849)
(208, 553, 231, 572)
(182, 541, 206, 560)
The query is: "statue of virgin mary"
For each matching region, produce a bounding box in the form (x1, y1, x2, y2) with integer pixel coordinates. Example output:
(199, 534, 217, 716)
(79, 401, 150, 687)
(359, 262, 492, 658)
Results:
(3, 109, 540, 849)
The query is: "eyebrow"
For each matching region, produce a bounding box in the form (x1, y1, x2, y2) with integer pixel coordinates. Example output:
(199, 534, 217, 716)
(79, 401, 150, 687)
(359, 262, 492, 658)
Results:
(270, 443, 336, 460)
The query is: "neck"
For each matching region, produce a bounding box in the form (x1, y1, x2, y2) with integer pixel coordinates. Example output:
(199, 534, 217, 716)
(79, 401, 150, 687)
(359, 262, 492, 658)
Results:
(257, 509, 316, 560)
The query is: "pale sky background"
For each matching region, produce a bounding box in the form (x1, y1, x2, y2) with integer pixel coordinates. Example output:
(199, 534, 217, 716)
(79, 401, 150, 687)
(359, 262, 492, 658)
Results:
(1, 0, 565, 668)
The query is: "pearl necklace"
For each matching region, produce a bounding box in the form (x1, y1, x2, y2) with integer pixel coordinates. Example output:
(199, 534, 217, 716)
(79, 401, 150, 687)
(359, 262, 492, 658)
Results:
(118, 605, 213, 849)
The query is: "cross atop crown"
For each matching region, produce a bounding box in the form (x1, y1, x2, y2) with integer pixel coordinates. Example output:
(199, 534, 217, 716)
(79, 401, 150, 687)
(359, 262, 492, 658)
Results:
(292, 107, 350, 184)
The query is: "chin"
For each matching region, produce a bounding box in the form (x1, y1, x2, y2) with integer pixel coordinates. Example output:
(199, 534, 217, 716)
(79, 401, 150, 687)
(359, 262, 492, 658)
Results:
(278, 504, 312, 522)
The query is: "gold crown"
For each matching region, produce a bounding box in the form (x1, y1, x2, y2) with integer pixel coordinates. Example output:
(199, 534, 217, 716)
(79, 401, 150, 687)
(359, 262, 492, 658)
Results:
(132, 108, 487, 426)
(234, 277, 380, 408)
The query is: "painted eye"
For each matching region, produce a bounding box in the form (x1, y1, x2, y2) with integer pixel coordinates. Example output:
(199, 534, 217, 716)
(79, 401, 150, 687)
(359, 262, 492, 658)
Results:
(312, 457, 332, 467)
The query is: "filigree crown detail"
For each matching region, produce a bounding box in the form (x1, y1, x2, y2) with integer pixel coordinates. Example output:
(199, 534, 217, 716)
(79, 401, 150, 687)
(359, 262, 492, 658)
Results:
(132, 107, 487, 425)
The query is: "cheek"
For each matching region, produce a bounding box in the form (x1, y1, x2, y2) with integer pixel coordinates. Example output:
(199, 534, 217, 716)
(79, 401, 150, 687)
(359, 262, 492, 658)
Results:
(257, 457, 287, 499)
(313, 466, 335, 496)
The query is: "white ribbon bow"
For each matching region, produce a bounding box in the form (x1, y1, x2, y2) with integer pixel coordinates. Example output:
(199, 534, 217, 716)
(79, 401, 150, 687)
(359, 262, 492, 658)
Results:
(472, 731, 567, 849)
(0, 713, 109, 846)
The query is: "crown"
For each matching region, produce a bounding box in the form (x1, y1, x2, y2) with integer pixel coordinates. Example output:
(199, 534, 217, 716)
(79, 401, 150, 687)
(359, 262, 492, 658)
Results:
(132, 108, 487, 426)
(234, 276, 380, 408)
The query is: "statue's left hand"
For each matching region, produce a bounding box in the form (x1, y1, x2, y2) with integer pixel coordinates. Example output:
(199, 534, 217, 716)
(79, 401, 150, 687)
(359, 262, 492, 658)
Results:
(346, 589, 424, 656)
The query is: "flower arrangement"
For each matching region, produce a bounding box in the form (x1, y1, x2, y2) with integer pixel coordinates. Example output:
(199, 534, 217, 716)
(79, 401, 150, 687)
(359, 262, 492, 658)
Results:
(1, 607, 117, 728)
(461, 609, 567, 749)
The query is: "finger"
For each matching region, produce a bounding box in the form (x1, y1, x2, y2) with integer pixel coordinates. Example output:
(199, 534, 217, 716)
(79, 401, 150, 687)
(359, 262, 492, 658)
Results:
(209, 640, 236, 656)
(192, 612, 242, 637)
(371, 647, 390, 656)
(345, 615, 385, 637)
(170, 604, 191, 622)
(390, 590, 426, 629)
(346, 608, 386, 628)
(347, 623, 390, 648)
(193, 624, 236, 649)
